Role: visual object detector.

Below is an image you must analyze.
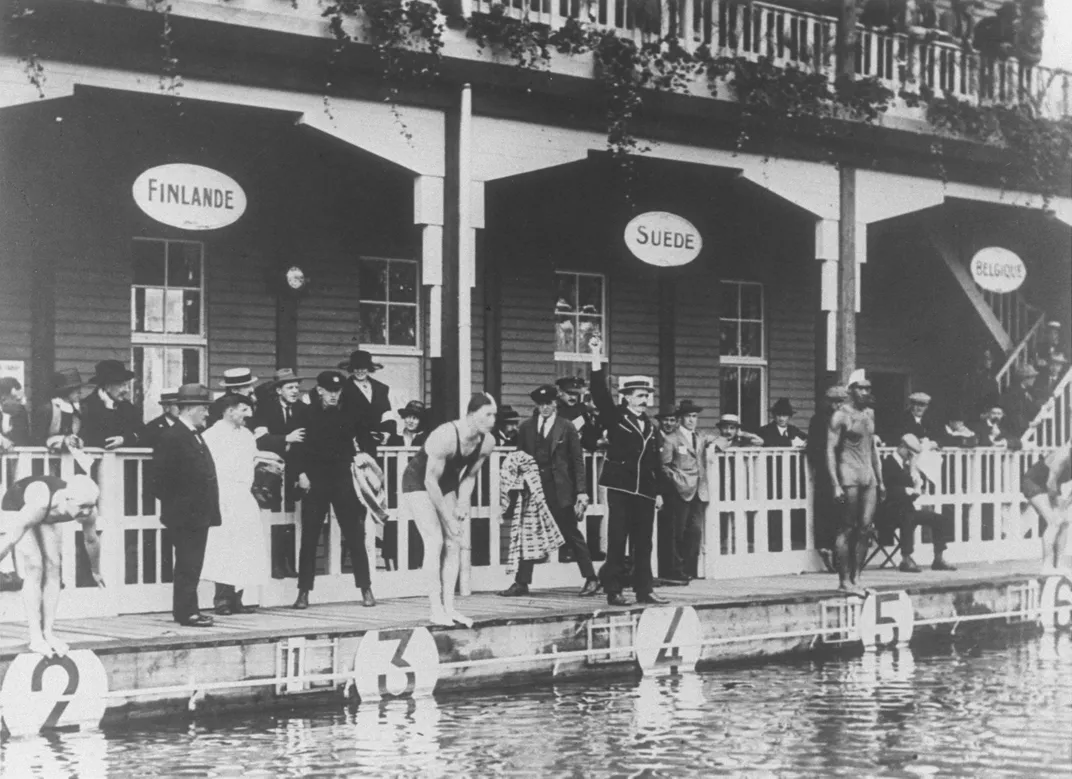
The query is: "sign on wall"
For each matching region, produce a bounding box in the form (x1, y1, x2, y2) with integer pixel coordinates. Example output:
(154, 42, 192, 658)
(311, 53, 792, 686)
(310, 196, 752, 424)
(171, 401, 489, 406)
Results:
(132, 164, 247, 231)
(970, 247, 1026, 294)
(0, 360, 25, 389)
(623, 211, 703, 268)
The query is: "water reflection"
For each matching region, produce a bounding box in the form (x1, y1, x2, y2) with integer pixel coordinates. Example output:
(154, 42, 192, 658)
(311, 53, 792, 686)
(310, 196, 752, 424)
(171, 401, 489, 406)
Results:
(1, 634, 1070, 777)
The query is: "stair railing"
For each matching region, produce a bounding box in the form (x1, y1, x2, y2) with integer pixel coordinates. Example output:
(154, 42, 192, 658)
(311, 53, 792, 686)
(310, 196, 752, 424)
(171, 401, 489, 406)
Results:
(1022, 368, 1072, 449)
(994, 310, 1047, 395)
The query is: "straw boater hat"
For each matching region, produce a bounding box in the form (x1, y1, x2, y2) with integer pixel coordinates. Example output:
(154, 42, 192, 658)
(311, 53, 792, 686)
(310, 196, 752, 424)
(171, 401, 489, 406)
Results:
(617, 375, 654, 394)
(908, 392, 932, 405)
(172, 384, 213, 406)
(88, 360, 136, 386)
(218, 368, 257, 389)
(338, 350, 383, 372)
(51, 369, 86, 397)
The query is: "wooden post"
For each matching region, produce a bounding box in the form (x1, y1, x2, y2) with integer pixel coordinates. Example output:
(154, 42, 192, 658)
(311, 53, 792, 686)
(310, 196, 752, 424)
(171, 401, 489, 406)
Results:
(432, 91, 463, 427)
(275, 296, 298, 370)
(482, 230, 503, 400)
(658, 274, 676, 407)
(836, 166, 857, 385)
(835, 0, 859, 80)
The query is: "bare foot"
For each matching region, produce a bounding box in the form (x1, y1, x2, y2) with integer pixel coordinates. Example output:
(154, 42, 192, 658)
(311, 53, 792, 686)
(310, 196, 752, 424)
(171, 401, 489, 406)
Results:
(44, 634, 69, 657)
(447, 611, 474, 628)
(28, 637, 54, 657)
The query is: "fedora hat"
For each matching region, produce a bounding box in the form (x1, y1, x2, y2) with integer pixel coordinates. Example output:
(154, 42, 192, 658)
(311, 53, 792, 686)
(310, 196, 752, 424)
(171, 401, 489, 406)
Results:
(160, 387, 180, 404)
(655, 403, 678, 420)
(51, 369, 86, 396)
(172, 384, 213, 406)
(89, 360, 136, 386)
(676, 399, 704, 416)
(770, 398, 794, 416)
(400, 400, 426, 419)
(269, 368, 308, 387)
(338, 349, 384, 372)
(218, 368, 257, 389)
(497, 404, 521, 423)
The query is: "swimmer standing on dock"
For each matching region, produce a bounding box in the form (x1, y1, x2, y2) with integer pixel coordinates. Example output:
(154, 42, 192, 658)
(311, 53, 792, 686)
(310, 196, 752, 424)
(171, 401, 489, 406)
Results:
(0, 473, 104, 657)
(826, 369, 885, 595)
(1021, 444, 1072, 574)
(401, 393, 497, 627)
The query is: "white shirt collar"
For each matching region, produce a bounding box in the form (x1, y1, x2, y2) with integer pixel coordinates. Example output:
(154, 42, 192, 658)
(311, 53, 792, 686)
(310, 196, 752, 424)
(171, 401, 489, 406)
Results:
(777, 425, 788, 434)
(55, 398, 75, 414)
(178, 416, 199, 432)
(97, 388, 116, 410)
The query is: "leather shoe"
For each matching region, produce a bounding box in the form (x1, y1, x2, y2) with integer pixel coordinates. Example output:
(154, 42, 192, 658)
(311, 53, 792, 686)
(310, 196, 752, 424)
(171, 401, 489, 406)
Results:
(179, 614, 214, 627)
(214, 604, 233, 616)
(931, 559, 957, 571)
(362, 588, 376, 607)
(498, 582, 530, 597)
(233, 602, 257, 614)
(636, 592, 670, 605)
(899, 558, 922, 573)
(606, 593, 631, 607)
(579, 579, 602, 597)
(658, 576, 690, 587)
(293, 590, 310, 610)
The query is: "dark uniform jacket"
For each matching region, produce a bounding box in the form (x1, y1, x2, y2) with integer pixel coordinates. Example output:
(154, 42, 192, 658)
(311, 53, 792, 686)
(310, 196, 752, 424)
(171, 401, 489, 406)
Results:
(1, 405, 30, 446)
(152, 421, 221, 530)
(293, 396, 376, 478)
(80, 389, 143, 448)
(516, 415, 585, 509)
(341, 376, 393, 442)
(556, 399, 603, 452)
(140, 414, 177, 451)
(758, 422, 808, 447)
(590, 367, 660, 499)
(896, 411, 942, 443)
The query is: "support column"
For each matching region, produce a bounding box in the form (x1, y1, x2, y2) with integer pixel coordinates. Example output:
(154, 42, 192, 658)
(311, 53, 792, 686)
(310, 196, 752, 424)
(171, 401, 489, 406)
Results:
(414, 175, 445, 401)
(457, 84, 474, 411)
(836, 166, 857, 385)
(433, 90, 462, 426)
(482, 228, 502, 400)
(815, 218, 838, 381)
(275, 297, 298, 369)
(658, 275, 676, 407)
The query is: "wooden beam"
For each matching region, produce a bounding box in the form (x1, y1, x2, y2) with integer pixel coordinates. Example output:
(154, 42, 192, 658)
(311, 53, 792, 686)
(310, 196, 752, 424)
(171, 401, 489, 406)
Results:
(481, 231, 502, 399)
(836, 166, 857, 384)
(924, 219, 1014, 352)
(432, 88, 462, 427)
(658, 275, 676, 408)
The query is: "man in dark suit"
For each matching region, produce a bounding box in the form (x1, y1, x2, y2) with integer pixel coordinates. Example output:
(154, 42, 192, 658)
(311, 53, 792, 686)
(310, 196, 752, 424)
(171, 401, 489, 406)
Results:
(758, 398, 808, 447)
(0, 377, 30, 450)
(250, 368, 310, 578)
(339, 349, 394, 450)
(151, 384, 221, 627)
(499, 384, 600, 597)
(896, 392, 942, 445)
(877, 434, 956, 573)
(293, 371, 378, 610)
(140, 388, 181, 450)
(587, 336, 666, 607)
(492, 405, 521, 447)
(79, 360, 143, 449)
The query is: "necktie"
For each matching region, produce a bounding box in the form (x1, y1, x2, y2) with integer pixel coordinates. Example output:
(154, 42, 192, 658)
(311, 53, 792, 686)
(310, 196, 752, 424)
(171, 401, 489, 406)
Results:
(539, 419, 547, 439)
(692, 432, 697, 451)
(283, 405, 290, 423)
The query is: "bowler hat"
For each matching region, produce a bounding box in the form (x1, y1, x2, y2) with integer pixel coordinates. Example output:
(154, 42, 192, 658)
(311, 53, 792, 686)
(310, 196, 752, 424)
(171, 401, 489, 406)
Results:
(530, 384, 558, 405)
(317, 371, 345, 392)
(497, 405, 521, 423)
(89, 360, 136, 386)
(172, 384, 213, 406)
(676, 399, 704, 416)
(400, 400, 426, 419)
(718, 413, 742, 426)
(218, 368, 257, 389)
(770, 398, 794, 416)
(269, 368, 308, 387)
(51, 369, 86, 396)
(338, 350, 383, 372)
(556, 376, 587, 393)
(655, 403, 678, 420)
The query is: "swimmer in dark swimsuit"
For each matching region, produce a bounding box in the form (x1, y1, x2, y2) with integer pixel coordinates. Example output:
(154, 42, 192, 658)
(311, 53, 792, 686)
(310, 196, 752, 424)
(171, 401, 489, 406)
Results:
(1021, 445, 1072, 574)
(0, 474, 103, 657)
(401, 394, 497, 627)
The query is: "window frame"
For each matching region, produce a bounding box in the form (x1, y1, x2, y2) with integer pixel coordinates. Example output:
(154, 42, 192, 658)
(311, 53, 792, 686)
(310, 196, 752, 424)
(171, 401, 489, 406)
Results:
(718, 280, 768, 427)
(553, 270, 608, 364)
(358, 255, 422, 356)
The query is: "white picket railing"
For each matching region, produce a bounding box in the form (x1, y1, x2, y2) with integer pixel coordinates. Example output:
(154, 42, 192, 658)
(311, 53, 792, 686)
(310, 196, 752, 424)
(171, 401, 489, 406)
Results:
(470, 0, 1071, 120)
(1024, 369, 1072, 450)
(0, 443, 1054, 622)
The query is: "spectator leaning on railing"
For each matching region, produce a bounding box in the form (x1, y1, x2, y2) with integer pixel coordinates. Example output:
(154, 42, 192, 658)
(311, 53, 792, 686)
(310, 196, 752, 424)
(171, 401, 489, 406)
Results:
(0, 377, 29, 451)
(896, 392, 942, 447)
(34, 369, 87, 452)
(80, 360, 143, 450)
(973, 403, 1010, 448)
(758, 399, 807, 448)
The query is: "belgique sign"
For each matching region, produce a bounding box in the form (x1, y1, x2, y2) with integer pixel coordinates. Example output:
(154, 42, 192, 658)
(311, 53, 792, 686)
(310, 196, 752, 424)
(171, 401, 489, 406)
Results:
(133, 164, 247, 230)
(624, 211, 702, 267)
(970, 247, 1026, 294)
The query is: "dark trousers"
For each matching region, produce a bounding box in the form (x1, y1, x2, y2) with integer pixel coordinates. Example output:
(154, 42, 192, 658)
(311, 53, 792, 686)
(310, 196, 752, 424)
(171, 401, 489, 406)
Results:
(664, 491, 705, 579)
(171, 525, 209, 623)
(516, 504, 596, 585)
(812, 478, 837, 550)
(298, 467, 370, 591)
(898, 508, 950, 556)
(599, 489, 656, 597)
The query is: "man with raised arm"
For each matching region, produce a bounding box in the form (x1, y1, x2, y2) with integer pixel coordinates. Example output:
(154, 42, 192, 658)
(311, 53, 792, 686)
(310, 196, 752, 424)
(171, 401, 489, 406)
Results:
(587, 335, 666, 607)
(0, 472, 103, 656)
(826, 369, 885, 594)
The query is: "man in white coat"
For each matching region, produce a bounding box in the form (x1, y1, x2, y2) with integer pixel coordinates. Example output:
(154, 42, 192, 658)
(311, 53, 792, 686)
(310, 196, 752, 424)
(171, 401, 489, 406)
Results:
(202, 393, 270, 614)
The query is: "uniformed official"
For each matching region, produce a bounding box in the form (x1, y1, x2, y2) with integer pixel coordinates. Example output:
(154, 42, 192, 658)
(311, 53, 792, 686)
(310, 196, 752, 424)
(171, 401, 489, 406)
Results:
(587, 336, 667, 607)
(556, 376, 602, 452)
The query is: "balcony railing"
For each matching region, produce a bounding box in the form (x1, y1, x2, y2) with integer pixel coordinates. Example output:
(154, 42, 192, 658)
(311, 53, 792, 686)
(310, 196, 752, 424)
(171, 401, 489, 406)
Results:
(0, 444, 1052, 622)
(470, 0, 1071, 119)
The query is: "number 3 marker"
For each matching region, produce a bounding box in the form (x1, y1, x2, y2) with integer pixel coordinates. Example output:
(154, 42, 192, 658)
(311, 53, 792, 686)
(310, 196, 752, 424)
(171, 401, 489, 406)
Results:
(353, 627, 440, 703)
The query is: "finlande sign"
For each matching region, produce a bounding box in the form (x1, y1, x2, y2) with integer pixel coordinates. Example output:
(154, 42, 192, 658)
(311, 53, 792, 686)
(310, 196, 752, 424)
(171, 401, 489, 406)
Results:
(623, 211, 702, 267)
(970, 247, 1026, 294)
(132, 164, 246, 230)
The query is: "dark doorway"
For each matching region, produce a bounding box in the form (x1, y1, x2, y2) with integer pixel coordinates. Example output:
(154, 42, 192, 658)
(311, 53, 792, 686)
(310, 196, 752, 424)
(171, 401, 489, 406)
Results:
(870, 371, 908, 443)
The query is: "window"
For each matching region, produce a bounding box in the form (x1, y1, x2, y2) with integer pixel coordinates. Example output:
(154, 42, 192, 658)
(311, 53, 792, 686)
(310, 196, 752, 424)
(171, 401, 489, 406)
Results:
(130, 238, 206, 422)
(554, 271, 605, 363)
(719, 280, 766, 431)
(359, 257, 419, 350)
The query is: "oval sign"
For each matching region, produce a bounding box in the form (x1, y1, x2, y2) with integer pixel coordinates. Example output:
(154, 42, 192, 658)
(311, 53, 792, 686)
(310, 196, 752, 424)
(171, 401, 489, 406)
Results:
(970, 247, 1026, 294)
(132, 164, 246, 230)
(624, 211, 702, 267)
